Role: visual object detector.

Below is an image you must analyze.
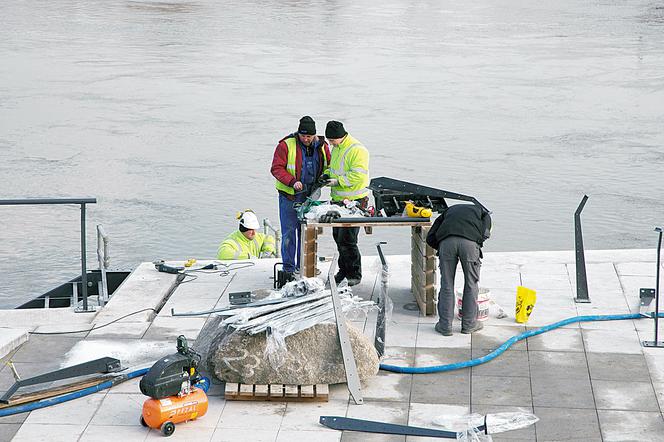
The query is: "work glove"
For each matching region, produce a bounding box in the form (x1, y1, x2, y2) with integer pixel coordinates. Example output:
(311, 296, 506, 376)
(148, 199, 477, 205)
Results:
(326, 178, 339, 187)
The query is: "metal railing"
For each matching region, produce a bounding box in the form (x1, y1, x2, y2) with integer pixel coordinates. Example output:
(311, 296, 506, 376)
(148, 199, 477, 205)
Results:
(0, 198, 97, 312)
(263, 218, 281, 258)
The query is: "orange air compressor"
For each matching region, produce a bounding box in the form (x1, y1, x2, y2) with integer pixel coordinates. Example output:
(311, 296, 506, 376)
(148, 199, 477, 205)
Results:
(139, 335, 209, 437)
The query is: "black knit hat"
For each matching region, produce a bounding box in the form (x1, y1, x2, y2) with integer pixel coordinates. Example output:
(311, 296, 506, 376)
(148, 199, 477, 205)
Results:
(325, 120, 347, 139)
(298, 116, 316, 135)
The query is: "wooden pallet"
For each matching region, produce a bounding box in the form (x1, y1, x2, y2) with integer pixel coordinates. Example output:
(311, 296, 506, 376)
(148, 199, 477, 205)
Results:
(224, 383, 329, 402)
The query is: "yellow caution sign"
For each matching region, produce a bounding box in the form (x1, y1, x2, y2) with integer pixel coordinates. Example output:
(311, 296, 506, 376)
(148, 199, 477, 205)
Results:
(515, 286, 537, 323)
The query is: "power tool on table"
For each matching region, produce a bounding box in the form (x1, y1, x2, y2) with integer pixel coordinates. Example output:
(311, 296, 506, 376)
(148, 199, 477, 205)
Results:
(153, 260, 184, 274)
(404, 201, 432, 218)
(139, 335, 210, 437)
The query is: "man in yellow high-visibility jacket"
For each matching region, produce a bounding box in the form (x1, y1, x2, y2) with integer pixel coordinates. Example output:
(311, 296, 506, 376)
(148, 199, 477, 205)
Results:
(217, 211, 276, 260)
(324, 120, 370, 286)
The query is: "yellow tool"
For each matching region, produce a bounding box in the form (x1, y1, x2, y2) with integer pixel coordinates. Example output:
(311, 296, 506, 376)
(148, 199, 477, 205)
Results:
(184, 258, 197, 268)
(405, 201, 432, 218)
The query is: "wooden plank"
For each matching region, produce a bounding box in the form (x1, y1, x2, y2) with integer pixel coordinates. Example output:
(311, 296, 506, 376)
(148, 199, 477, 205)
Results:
(285, 385, 299, 398)
(0, 376, 111, 409)
(225, 383, 239, 398)
(300, 385, 314, 398)
(270, 384, 284, 398)
(254, 384, 269, 397)
(239, 384, 254, 396)
(315, 384, 329, 400)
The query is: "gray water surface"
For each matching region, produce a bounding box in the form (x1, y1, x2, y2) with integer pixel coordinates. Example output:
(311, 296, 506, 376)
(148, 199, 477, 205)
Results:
(1, 0, 663, 307)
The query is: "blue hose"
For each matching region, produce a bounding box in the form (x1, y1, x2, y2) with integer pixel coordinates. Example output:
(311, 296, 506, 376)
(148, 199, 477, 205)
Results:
(0, 367, 148, 417)
(380, 312, 658, 374)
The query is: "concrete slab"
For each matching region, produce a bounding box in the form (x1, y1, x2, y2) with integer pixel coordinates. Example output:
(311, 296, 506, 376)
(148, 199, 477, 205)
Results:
(79, 425, 150, 441)
(586, 353, 650, 381)
(471, 347, 530, 377)
(528, 351, 589, 379)
(89, 393, 146, 426)
(0, 423, 21, 442)
(592, 379, 659, 411)
(211, 428, 278, 442)
(582, 328, 643, 354)
(471, 325, 527, 351)
(145, 424, 215, 440)
(217, 401, 286, 430)
(416, 323, 471, 349)
(0, 327, 28, 361)
(278, 430, 342, 442)
(10, 335, 81, 364)
(361, 371, 412, 402)
(85, 321, 151, 339)
(411, 371, 470, 404)
(597, 410, 664, 441)
(414, 348, 471, 367)
(24, 391, 105, 425)
(533, 406, 602, 441)
(94, 262, 177, 324)
(471, 375, 532, 407)
(281, 399, 349, 431)
(531, 376, 595, 409)
(142, 316, 207, 341)
(11, 423, 87, 441)
(526, 327, 585, 352)
(385, 323, 417, 347)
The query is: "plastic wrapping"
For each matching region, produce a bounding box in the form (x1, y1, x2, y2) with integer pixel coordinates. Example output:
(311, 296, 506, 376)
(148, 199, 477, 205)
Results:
(485, 412, 539, 434)
(304, 203, 365, 221)
(433, 414, 489, 441)
(433, 412, 539, 440)
(215, 278, 377, 369)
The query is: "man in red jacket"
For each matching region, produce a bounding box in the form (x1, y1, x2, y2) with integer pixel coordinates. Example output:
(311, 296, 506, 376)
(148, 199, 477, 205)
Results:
(271, 116, 331, 280)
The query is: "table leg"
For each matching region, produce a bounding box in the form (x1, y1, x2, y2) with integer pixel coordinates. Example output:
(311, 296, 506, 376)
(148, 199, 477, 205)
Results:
(300, 223, 318, 278)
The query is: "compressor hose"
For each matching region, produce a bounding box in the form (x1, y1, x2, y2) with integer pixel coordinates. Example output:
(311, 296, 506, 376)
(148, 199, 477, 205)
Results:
(0, 367, 149, 417)
(380, 312, 659, 374)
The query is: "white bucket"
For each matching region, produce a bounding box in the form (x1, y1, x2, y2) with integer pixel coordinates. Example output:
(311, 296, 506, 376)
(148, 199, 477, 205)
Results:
(456, 287, 490, 322)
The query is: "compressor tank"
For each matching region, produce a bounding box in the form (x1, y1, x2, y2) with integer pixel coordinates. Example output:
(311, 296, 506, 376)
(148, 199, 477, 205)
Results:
(141, 387, 209, 429)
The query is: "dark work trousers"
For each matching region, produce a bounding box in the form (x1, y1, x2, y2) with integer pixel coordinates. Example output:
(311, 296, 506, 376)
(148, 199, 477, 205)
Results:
(333, 226, 361, 280)
(278, 193, 300, 273)
(437, 235, 482, 331)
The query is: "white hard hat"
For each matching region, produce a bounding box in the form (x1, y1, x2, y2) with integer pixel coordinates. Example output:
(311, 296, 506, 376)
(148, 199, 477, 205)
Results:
(239, 211, 260, 230)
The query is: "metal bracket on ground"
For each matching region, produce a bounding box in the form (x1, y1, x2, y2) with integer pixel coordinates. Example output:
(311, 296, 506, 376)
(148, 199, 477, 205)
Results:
(0, 357, 122, 404)
(328, 254, 363, 405)
(574, 195, 591, 303)
(319, 415, 485, 438)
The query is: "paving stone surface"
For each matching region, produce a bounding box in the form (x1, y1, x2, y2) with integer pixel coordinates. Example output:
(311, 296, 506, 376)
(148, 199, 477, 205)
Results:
(4, 251, 664, 441)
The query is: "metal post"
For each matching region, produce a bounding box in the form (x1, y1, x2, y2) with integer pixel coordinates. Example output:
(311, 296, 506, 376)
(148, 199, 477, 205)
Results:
(643, 227, 664, 348)
(574, 195, 590, 303)
(77, 203, 91, 312)
(374, 242, 389, 357)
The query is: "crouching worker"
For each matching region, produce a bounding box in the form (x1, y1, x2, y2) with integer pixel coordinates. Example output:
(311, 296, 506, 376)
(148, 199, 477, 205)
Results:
(217, 210, 276, 260)
(426, 204, 492, 336)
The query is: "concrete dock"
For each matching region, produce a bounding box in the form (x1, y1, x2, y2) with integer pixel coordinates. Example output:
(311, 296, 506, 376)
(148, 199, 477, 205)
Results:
(1, 249, 664, 441)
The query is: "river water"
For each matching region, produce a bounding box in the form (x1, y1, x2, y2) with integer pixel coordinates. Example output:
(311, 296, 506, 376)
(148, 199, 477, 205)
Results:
(1, 0, 663, 307)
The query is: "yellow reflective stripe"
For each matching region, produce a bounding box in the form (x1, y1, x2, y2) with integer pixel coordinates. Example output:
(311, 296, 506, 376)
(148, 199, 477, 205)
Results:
(230, 239, 246, 259)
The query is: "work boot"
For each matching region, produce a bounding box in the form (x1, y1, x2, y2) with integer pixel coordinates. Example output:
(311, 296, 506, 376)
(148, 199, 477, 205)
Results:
(461, 322, 484, 334)
(334, 273, 345, 284)
(434, 322, 453, 336)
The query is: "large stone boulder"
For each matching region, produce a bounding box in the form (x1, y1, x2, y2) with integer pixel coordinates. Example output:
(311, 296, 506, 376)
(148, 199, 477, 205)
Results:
(207, 322, 379, 385)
